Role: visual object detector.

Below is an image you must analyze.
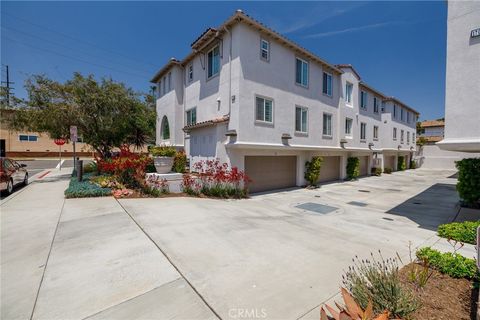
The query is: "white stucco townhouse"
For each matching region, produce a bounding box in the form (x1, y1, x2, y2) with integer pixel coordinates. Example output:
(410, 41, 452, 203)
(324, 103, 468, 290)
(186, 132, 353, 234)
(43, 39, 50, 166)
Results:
(151, 10, 419, 193)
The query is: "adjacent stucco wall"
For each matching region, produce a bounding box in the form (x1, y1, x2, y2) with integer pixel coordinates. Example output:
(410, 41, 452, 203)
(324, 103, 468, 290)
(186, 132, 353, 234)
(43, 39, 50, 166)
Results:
(415, 144, 480, 169)
(441, 1, 480, 151)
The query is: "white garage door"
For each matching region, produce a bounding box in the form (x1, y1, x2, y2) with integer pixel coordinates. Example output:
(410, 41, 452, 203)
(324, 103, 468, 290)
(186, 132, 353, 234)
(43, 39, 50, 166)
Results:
(245, 156, 297, 193)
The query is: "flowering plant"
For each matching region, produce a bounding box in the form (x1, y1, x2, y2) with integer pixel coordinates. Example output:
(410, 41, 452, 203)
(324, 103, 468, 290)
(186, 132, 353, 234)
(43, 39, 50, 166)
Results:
(146, 175, 170, 194)
(112, 188, 134, 198)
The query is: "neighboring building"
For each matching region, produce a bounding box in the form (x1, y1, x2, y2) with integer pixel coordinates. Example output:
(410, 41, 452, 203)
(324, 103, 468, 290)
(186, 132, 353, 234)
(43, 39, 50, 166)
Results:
(437, 1, 480, 152)
(151, 10, 419, 192)
(0, 127, 94, 157)
(416, 119, 480, 169)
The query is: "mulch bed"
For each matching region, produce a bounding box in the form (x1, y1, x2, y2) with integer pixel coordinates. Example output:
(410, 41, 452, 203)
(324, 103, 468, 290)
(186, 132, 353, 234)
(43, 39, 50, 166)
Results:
(399, 263, 478, 320)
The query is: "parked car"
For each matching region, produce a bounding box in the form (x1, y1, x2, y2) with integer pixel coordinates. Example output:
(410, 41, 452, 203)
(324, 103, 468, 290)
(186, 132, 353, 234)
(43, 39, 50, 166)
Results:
(0, 158, 28, 195)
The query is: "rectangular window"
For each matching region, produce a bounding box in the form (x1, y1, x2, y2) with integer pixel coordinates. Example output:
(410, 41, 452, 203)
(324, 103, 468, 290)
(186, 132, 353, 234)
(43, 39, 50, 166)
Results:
(295, 106, 308, 133)
(168, 72, 172, 91)
(407, 111, 410, 123)
(260, 39, 269, 61)
(186, 108, 197, 126)
(401, 130, 404, 143)
(407, 132, 410, 144)
(188, 64, 193, 82)
(162, 76, 166, 95)
(345, 118, 353, 136)
(393, 105, 397, 118)
(207, 45, 220, 79)
(361, 91, 367, 109)
(373, 126, 379, 140)
(373, 97, 379, 113)
(401, 108, 404, 121)
(381, 101, 385, 112)
(322, 72, 332, 96)
(323, 113, 332, 136)
(393, 128, 397, 140)
(255, 96, 273, 123)
(19, 135, 28, 141)
(413, 133, 415, 143)
(19, 135, 37, 142)
(295, 58, 309, 87)
(157, 80, 162, 97)
(345, 82, 353, 105)
(360, 122, 367, 140)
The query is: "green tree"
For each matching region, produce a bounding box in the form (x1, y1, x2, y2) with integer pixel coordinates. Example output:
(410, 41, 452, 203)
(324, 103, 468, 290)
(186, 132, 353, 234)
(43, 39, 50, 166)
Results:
(1, 73, 155, 158)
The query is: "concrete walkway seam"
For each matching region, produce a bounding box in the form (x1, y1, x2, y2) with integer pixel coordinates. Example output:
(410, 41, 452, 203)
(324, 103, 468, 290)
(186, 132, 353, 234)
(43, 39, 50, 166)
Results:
(115, 198, 222, 320)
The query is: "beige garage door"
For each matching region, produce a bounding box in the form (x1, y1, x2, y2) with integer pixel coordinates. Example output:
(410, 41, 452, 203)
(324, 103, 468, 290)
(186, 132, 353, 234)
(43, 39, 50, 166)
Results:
(318, 156, 340, 183)
(245, 156, 297, 193)
(359, 156, 369, 176)
(384, 156, 395, 171)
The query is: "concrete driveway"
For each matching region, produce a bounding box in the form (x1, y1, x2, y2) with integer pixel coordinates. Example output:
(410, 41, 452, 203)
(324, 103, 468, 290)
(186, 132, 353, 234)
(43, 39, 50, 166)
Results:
(2, 169, 472, 320)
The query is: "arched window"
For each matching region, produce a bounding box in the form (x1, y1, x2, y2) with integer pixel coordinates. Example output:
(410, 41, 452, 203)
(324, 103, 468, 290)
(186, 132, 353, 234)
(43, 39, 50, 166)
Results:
(161, 116, 170, 140)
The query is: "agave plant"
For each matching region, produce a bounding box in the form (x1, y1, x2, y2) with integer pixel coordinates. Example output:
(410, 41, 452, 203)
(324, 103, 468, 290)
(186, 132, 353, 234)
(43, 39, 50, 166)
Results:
(320, 288, 389, 320)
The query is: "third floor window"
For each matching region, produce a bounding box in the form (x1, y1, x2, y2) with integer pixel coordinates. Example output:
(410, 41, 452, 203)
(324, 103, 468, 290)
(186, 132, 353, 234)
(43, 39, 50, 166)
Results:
(361, 91, 367, 109)
(260, 39, 270, 61)
(295, 58, 309, 87)
(373, 97, 379, 113)
(207, 45, 220, 79)
(345, 82, 353, 105)
(322, 72, 332, 96)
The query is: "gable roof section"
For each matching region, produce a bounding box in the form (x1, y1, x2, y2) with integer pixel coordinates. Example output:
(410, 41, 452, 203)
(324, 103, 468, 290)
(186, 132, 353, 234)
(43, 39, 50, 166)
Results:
(336, 64, 361, 80)
(183, 115, 230, 132)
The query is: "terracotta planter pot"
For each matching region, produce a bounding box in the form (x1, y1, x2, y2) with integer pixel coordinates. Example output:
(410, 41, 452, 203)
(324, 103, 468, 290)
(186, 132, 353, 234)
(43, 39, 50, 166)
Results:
(153, 156, 174, 174)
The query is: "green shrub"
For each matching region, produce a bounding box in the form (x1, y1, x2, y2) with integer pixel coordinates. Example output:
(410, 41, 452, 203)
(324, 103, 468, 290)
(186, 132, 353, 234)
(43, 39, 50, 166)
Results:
(410, 160, 417, 169)
(64, 173, 112, 198)
(83, 162, 98, 174)
(397, 156, 406, 171)
(346, 157, 360, 180)
(172, 150, 187, 173)
(342, 252, 419, 318)
(150, 145, 176, 157)
(383, 167, 392, 174)
(304, 156, 323, 186)
(455, 158, 480, 207)
(416, 247, 478, 279)
(417, 136, 427, 147)
(371, 167, 382, 176)
(437, 221, 480, 245)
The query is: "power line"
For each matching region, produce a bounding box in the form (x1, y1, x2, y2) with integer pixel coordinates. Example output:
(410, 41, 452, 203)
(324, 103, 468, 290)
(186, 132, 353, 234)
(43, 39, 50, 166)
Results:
(4, 36, 152, 80)
(1, 25, 152, 75)
(1, 65, 15, 106)
(4, 12, 160, 69)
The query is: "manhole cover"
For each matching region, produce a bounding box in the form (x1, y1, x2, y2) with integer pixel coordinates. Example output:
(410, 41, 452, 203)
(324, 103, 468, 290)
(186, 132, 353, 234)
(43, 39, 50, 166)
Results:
(348, 201, 368, 207)
(295, 202, 338, 215)
(358, 190, 370, 193)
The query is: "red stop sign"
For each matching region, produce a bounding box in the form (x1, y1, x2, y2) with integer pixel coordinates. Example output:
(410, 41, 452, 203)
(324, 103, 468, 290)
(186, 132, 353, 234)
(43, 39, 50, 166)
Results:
(54, 138, 66, 146)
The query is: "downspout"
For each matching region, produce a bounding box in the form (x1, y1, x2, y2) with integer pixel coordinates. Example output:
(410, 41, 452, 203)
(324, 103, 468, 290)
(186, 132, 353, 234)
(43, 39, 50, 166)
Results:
(224, 26, 232, 130)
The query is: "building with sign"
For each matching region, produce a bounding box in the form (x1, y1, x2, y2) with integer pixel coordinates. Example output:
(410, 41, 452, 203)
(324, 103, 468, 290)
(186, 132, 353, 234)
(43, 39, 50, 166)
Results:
(437, 1, 480, 152)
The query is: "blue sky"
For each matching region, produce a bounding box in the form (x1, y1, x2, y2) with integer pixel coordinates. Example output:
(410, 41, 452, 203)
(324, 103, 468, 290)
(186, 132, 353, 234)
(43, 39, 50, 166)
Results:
(1, 1, 447, 120)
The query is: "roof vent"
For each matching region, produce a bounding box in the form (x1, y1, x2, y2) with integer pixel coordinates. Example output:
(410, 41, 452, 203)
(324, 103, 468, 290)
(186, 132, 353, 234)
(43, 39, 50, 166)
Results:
(236, 9, 243, 13)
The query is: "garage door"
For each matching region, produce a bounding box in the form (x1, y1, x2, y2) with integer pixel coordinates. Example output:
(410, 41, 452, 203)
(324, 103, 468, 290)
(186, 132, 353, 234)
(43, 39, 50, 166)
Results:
(384, 156, 395, 171)
(317, 156, 340, 183)
(245, 156, 297, 193)
(359, 156, 369, 176)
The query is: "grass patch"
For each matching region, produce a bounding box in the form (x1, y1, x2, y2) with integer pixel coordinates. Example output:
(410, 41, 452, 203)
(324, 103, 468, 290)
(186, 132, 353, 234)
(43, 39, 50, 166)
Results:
(416, 247, 478, 280)
(437, 220, 480, 245)
(64, 173, 112, 198)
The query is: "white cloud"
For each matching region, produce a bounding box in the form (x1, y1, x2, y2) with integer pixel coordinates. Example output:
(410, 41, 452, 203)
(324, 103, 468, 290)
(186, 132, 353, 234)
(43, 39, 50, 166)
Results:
(303, 21, 407, 39)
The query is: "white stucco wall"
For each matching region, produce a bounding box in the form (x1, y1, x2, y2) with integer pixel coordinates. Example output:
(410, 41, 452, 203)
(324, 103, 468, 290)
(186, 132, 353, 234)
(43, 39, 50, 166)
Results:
(416, 144, 480, 169)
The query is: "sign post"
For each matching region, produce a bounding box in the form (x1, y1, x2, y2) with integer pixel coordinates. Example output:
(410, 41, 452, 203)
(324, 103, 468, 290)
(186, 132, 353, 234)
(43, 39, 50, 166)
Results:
(70, 126, 78, 172)
(54, 138, 66, 171)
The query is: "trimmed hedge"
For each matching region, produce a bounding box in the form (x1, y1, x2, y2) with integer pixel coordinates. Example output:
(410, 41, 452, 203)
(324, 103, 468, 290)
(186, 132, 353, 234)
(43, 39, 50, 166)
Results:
(64, 173, 112, 198)
(416, 247, 478, 279)
(397, 156, 406, 171)
(346, 157, 360, 180)
(437, 221, 480, 245)
(455, 158, 480, 207)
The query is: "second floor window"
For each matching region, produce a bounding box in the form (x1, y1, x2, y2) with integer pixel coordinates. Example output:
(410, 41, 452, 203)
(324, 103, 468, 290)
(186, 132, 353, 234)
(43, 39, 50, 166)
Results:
(393, 127, 397, 140)
(207, 45, 220, 79)
(322, 72, 332, 96)
(260, 39, 269, 61)
(360, 122, 366, 140)
(401, 130, 404, 143)
(373, 126, 379, 140)
(373, 97, 379, 113)
(323, 113, 332, 136)
(345, 118, 353, 136)
(295, 58, 308, 87)
(186, 108, 197, 126)
(188, 64, 193, 82)
(345, 82, 353, 105)
(407, 132, 410, 144)
(295, 106, 308, 133)
(393, 105, 397, 118)
(361, 91, 367, 109)
(255, 96, 273, 123)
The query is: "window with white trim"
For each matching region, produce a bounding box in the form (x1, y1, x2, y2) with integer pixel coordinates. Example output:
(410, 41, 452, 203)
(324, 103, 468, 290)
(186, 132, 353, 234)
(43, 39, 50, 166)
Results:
(295, 106, 308, 133)
(295, 58, 309, 87)
(260, 39, 269, 61)
(322, 72, 332, 96)
(19, 134, 38, 142)
(188, 64, 193, 82)
(393, 127, 397, 140)
(345, 82, 353, 105)
(360, 91, 367, 109)
(186, 108, 197, 126)
(373, 97, 379, 113)
(360, 122, 366, 140)
(393, 104, 397, 118)
(255, 96, 273, 123)
(373, 126, 379, 140)
(407, 131, 410, 144)
(323, 113, 332, 136)
(207, 45, 220, 79)
(401, 129, 404, 143)
(345, 118, 353, 136)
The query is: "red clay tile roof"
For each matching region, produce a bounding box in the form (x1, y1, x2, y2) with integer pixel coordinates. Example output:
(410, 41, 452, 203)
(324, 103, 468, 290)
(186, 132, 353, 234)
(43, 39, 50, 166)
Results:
(418, 135, 443, 143)
(420, 120, 444, 128)
(183, 115, 230, 132)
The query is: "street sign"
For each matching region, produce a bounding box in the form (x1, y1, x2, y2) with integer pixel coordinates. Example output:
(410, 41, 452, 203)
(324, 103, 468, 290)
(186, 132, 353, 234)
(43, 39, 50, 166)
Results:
(54, 138, 66, 146)
(70, 126, 78, 142)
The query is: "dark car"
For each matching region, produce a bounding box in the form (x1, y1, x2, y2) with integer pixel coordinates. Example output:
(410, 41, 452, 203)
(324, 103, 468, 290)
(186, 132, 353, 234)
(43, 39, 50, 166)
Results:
(0, 158, 28, 195)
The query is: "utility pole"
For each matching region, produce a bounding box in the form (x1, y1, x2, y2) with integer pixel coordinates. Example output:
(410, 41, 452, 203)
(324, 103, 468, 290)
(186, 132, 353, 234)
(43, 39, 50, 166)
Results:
(1, 65, 15, 106)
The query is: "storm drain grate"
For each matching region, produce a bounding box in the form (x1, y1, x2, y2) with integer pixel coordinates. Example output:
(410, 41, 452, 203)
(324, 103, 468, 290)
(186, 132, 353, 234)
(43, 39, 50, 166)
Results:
(358, 189, 370, 193)
(382, 217, 394, 221)
(387, 188, 402, 192)
(295, 202, 338, 215)
(348, 201, 368, 207)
